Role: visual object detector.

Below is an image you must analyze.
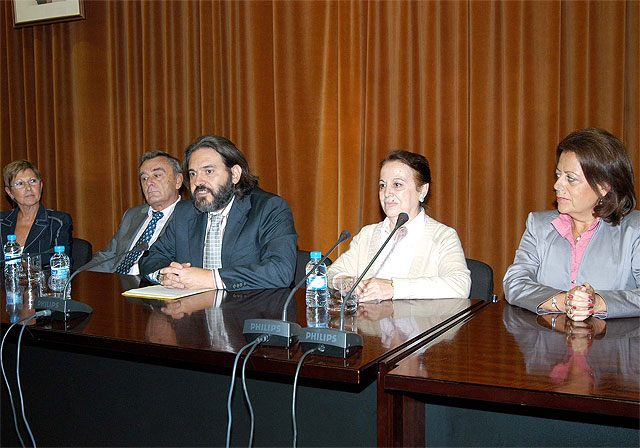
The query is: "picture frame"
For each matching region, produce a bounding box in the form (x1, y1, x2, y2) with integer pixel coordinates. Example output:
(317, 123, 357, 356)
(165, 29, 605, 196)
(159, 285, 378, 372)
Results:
(12, 0, 85, 28)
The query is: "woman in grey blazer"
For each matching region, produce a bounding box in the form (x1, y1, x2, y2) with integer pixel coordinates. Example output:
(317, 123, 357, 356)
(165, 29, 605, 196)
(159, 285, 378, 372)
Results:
(504, 128, 638, 320)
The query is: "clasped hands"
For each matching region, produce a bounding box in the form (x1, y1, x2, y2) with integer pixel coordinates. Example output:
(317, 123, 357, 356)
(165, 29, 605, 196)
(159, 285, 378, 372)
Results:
(553, 282, 603, 322)
(159, 262, 214, 289)
(357, 277, 394, 303)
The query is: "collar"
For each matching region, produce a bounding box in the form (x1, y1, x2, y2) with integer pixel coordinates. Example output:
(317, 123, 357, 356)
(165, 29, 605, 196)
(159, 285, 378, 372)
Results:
(148, 197, 180, 217)
(552, 213, 600, 241)
(381, 208, 426, 236)
(210, 196, 235, 218)
(1, 204, 47, 226)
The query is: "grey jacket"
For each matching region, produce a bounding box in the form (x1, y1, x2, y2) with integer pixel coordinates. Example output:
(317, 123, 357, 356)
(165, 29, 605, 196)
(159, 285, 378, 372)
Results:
(81, 203, 174, 273)
(503, 210, 640, 319)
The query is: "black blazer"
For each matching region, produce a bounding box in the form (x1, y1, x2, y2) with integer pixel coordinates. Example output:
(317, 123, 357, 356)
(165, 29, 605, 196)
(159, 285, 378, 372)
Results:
(0, 204, 73, 267)
(139, 188, 298, 291)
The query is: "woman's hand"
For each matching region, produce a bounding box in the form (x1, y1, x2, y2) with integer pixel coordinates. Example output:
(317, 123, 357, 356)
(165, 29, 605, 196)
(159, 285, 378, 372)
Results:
(359, 278, 394, 302)
(564, 283, 595, 322)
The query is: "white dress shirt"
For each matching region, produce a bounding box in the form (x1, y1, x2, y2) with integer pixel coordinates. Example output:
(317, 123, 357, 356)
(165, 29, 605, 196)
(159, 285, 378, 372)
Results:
(373, 209, 426, 280)
(126, 197, 180, 275)
(206, 197, 235, 289)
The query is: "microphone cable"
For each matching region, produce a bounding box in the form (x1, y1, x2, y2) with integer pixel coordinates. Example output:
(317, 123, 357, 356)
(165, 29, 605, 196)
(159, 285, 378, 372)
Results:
(292, 347, 318, 447)
(240, 337, 264, 447)
(1, 310, 51, 448)
(226, 334, 269, 448)
(1, 315, 31, 448)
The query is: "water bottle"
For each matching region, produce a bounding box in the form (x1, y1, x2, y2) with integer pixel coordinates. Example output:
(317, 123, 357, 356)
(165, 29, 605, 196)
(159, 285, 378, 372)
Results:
(49, 245, 71, 298)
(4, 234, 22, 277)
(306, 306, 329, 328)
(5, 273, 23, 323)
(305, 251, 328, 308)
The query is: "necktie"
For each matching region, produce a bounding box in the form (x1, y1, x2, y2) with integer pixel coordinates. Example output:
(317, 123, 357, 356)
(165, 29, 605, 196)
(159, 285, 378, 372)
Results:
(203, 213, 224, 270)
(115, 211, 164, 274)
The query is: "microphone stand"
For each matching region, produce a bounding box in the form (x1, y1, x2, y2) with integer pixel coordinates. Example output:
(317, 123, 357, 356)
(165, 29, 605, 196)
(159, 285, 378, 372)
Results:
(243, 231, 351, 347)
(34, 242, 150, 321)
(299, 213, 409, 358)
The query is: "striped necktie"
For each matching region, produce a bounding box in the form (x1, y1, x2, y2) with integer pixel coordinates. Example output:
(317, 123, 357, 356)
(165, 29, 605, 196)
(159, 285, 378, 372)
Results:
(203, 213, 223, 270)
(115, 211, 163, 274)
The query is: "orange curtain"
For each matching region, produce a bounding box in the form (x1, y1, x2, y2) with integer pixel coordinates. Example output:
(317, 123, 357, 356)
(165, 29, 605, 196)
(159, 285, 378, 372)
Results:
(1, 0, 637, 296)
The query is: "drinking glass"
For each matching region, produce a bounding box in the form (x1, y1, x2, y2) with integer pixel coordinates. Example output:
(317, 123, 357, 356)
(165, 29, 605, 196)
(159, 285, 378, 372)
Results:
(328, 276, 358, 315)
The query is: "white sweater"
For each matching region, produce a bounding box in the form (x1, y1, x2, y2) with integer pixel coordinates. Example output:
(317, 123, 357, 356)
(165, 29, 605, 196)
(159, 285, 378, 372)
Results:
(327, 215, 471, 299)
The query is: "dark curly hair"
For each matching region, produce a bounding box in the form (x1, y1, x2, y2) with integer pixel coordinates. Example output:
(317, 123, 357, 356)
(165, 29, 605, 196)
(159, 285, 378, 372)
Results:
(183, 135, 258, 200)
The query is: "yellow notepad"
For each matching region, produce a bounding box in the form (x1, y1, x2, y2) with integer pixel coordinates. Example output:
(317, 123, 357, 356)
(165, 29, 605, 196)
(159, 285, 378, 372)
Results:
(122, 285, 214, 300)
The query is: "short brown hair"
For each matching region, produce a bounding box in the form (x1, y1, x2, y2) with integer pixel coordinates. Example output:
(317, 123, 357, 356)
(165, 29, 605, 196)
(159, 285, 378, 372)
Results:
(3, 160, 42, 188)
(556, 128, 636, 226)
(381, 150, 432, 208)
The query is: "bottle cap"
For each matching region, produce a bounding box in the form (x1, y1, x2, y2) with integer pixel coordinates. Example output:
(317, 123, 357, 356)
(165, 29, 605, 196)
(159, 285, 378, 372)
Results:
(310, 251, 321, 259)
(54, 245, 65, 253)
(7, 235, 16, 241)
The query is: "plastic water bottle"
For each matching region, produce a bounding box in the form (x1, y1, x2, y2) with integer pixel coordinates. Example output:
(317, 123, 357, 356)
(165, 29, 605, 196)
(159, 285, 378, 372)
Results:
(49, 245, 71, 299)
(306, 306, 329, 328)
(4, 234, 22, 277)
(5, 273, 23, 323)
(305, 251, 328, 308)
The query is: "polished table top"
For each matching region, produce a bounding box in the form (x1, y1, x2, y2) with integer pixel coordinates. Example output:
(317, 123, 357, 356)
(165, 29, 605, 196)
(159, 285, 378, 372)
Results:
(1, 271, 482, 385)
(384, 300, 640, 417)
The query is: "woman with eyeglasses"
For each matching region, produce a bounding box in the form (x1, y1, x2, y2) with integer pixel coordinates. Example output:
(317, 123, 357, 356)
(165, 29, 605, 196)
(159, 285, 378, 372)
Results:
(1, 160, 72, 267)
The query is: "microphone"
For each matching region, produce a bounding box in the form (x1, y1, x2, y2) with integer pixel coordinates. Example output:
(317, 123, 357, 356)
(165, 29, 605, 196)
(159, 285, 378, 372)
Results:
(299, 212, 409, 357)
(35, 242, 150, 320)
(243, 230, 351, 347)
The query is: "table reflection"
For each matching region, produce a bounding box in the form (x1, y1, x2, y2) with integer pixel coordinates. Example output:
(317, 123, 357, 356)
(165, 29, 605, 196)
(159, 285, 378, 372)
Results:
(502, 305, 639, 396)
(136, 288, 294, 351)
(358, 298, 471, 348)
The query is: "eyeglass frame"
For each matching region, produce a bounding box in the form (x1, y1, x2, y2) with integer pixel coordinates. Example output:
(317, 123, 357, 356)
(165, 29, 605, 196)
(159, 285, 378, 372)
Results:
(10, 178, 41, 189)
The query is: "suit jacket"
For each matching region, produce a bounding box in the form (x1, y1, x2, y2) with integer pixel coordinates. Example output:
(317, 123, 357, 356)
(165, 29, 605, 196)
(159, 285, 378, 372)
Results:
(0, 204, 72, 267)
(81, 203, 176, 273)
(139, 188, 298, 291)
(326, 214, 471, 299)
(503, 210, 640, 319)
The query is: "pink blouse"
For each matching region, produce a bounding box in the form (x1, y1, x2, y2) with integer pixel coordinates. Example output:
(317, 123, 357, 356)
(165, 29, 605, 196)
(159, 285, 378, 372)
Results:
(551, 213, 601, 289)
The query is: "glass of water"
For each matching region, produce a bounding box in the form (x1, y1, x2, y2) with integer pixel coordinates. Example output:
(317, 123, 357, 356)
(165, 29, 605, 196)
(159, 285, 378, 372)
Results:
(328, 276, 358, 315)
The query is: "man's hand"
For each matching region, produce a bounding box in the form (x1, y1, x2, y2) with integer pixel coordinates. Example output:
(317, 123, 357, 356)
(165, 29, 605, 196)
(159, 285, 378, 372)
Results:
(160, 262, 215, 289)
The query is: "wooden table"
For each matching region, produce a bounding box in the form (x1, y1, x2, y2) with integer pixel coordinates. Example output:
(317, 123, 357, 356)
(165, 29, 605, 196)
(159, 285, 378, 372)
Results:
(1, 271, 482, 446)
(382, 300, 640, 446)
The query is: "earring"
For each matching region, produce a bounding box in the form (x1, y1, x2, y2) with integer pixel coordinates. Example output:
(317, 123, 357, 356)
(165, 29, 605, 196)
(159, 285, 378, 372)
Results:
(599, 198, 603, 205)
(419, 196, 424, 203)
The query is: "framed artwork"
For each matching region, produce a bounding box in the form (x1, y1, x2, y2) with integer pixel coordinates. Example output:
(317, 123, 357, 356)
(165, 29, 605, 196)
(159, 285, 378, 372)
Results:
(12, 0, 85, 28)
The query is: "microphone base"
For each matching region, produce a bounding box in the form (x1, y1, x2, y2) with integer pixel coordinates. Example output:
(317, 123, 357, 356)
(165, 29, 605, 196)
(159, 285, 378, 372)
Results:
(34, 297, 93, 321)
(243, 319, 301, 347)
(298, 327, 363, 358)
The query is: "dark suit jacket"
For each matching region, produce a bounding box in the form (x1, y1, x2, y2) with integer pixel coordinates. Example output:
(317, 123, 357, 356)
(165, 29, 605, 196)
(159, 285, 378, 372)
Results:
(0, 204, 72, 267)
(81, 202, 177, 273)
(139, 188, 298, 291)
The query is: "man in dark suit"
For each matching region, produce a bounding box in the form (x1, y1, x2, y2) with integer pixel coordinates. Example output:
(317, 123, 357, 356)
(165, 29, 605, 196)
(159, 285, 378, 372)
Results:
(81, 151, 183, 274)
(139, 135, 298, 291)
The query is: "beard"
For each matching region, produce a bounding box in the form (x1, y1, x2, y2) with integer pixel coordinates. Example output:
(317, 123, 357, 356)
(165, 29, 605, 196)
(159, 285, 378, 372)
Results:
(192, 176, 235, 213)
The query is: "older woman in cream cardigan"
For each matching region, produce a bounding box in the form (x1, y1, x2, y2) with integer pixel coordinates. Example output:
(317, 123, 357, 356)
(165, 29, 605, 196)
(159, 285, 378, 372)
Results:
(327, 150, 470, 302)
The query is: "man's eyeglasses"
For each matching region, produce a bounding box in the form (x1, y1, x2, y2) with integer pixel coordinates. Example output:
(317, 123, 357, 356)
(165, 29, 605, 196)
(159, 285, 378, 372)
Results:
(10, 178, 40, 189)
